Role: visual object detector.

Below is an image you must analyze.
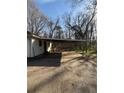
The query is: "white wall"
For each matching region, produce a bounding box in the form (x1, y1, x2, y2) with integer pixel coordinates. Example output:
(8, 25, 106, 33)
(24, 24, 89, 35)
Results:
(27, 38, 31, 57)
(27, 37, 44, 57)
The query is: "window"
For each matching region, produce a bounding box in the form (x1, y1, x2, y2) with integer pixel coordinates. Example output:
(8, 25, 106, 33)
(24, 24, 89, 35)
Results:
(39, 40, 42, 46)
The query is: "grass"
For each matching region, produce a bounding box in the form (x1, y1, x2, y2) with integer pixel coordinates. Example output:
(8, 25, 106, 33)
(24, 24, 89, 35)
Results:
(74, 47, 97, 57)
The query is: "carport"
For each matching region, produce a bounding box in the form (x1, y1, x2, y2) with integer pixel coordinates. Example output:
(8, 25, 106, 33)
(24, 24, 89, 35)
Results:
(40, 38, 86, 53)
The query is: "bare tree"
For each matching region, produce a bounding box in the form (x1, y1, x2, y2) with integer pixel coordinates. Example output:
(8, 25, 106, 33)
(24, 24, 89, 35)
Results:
(54, 25, 64, 39)
(27, 0, 47, 35)
(63, 13, 73, 39)
(47, 18, 60, 38)
(65, 0, 97, 39)
(63, 0, 97, 52)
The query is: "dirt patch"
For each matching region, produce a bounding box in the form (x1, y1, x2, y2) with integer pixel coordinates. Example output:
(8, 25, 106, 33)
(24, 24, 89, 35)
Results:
(27, 51, 97, 93)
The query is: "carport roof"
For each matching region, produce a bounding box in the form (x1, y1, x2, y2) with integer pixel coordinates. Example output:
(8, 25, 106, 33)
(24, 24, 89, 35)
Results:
(40, 38, 86, 42)
(27, 31, 86, 42)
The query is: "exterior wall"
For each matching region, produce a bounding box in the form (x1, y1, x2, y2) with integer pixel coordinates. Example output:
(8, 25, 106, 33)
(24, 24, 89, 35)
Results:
(49, 42, 81, 52)
(27, 38, 31, 57)
(31, 38, 44, 57)
(27, 37, 45, 57)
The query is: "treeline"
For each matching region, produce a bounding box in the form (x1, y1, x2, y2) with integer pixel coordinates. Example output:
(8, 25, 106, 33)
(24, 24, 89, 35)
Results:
(27, 0, 97, 53)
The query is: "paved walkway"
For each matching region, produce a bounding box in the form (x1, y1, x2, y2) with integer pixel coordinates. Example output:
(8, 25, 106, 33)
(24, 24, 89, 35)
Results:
(27, 51, 97, 93)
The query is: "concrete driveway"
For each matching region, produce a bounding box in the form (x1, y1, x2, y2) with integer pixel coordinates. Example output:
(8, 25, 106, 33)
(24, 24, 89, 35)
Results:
(27, 51, 97, 93)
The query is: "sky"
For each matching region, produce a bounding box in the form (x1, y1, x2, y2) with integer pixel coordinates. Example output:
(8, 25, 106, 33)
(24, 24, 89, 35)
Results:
(34, 0, 86, 30)
(35, 0, 85, 19)
(35, 0, 72, 20)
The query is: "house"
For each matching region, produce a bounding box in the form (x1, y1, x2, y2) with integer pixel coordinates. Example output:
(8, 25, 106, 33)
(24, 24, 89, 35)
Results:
(27, 31, 85, 58)
(27, 31, 45, 57)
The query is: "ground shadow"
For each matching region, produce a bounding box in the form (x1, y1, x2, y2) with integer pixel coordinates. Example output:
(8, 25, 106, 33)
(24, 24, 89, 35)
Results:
(27, 53, 62, 67)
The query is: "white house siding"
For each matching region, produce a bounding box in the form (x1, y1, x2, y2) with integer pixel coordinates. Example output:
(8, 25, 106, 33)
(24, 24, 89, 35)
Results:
(30, 38, 44, 57)
(27, 38, 31, 57)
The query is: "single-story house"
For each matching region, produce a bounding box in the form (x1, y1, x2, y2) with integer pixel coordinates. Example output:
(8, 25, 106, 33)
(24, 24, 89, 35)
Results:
(27, 31, 85, 58)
